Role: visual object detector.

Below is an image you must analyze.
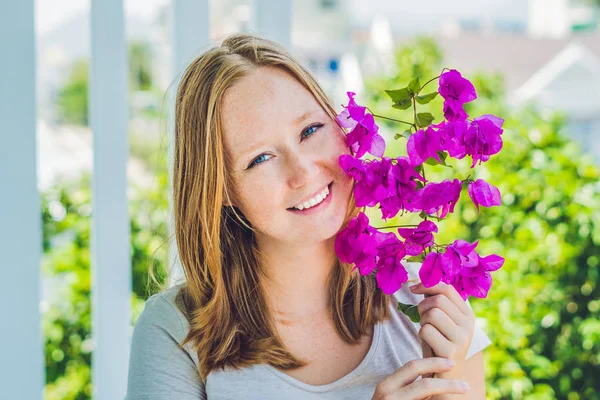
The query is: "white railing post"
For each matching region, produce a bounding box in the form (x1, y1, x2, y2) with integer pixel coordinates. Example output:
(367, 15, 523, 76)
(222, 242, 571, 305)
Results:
(168, 0, 210, 287)
(251, 0, 292, 50)
(0, 1, 43, 398)
(89, 1, 131, 399)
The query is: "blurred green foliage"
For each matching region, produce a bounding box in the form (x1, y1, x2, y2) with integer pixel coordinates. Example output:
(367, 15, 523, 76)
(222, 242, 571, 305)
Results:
(56, 60, 89, 126)
(365, 37, 600, 399)
(42, 165, 169, 399)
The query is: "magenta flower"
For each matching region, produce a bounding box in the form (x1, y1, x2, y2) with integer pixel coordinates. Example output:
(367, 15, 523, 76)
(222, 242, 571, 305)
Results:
(419, 240, 504, 300)
(442, 239, 479, 278)
(407, 126, 445, 166)
(419, 251, 446, 288)
(337, 92, 386, 158)
(379, 157, 426, 219)
(345, 157, 396, 208)
(436, 120, 469, 160)
(463, 115, 504, 168)
(338, 154, 368, 181)
(438, 70, 477, 122)
(410, 179, 462, 219)
(467, 179, 502, 213)
(373, 231, 409, 294)
(443, 103, 468, 122)
(419, 240, 476, 289)
(334, 212, 379, 275)
(397, 220, 438, 256)
(450, 253, 505, 300)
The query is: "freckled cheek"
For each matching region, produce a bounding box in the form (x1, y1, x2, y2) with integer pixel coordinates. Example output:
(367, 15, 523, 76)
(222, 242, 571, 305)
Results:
(234, 179, 284, 218)
(323, 126, 351, 169)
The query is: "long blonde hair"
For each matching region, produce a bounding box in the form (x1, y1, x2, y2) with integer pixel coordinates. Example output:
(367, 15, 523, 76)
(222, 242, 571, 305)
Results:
(171, 33, 390, 381)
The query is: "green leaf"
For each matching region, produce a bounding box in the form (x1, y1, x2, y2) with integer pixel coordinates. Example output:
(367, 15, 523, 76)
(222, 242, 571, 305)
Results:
(415, 92, 438, 105)
(407, 254, 426, 263)
(408, 77, 421, 95)
(385, 88, 411, 103)
(416, 112, 435, 128)
(386, 87, 413, 110)
(424, 151, 448, 166)
(392, 99, 413, 110)
(424, 157, 441, 166)
(394, 129, 412, 140)
(397, 301, 421, 323)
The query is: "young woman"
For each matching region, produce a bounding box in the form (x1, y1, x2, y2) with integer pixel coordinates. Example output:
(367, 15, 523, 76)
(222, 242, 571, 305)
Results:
(125, 33, 492, 400)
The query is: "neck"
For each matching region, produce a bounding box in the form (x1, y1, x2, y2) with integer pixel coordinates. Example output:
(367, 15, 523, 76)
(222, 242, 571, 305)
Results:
(257, 234, 337, 320)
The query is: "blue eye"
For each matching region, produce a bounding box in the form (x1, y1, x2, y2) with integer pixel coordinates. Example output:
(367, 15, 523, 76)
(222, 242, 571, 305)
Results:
(252, 154, 270, 166)
(301, 123, 323, 140)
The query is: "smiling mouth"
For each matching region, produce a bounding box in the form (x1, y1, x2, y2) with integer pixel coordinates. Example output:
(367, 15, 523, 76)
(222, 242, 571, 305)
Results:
(287, 182, 333, 212)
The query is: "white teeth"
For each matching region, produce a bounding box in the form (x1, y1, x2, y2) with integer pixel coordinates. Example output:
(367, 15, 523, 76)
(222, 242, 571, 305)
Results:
(293, 185, 330, 210)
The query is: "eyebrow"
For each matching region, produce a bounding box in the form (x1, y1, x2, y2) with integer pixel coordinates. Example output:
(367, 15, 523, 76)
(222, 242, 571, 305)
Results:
(292, 109, 323, 127)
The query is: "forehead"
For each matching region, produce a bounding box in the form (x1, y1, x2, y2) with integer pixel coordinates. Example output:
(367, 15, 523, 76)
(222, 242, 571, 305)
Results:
(220, 66, 324, 155)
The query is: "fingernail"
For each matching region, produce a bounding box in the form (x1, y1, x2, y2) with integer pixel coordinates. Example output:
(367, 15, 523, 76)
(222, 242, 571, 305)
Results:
(445, 359, 455, 367)
(459, 381, 470, 391)
(409, 283, 420, 291)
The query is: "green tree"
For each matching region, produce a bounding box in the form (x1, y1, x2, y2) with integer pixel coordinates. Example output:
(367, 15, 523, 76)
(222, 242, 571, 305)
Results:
(128, 41, 154, 91)
(56, 60, 88, 125)
(364, 37, 600, 399)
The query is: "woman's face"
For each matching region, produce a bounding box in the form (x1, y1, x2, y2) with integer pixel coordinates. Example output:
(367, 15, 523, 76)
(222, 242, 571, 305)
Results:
(221, 66, 353, 245)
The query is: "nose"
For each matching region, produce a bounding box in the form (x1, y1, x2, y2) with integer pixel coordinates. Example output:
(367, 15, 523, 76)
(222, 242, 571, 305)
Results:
(286, 152, 319, 189)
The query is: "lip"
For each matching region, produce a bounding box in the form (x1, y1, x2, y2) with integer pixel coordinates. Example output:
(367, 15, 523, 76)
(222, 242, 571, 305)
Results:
(288, 181, 333, 210)
(287, 182, 333, 214)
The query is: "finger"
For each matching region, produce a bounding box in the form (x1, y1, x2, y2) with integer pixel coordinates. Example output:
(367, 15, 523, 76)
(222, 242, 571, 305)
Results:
(405, 378, 470, 398)
(410, 282, 470, 316)
(420, 341, 435, 379)
(418, 294, 466, 327)
(418, 323, 453, 359)
(386, 357, 455, 390)
(419, 306, 461, 342)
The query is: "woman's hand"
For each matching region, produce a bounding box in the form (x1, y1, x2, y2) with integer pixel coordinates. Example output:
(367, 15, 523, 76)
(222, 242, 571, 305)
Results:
(409, 282, 476, 382)
(371, 357, 470, 400)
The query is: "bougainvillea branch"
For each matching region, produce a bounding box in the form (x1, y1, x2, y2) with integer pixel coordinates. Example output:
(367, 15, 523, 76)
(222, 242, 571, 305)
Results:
(334, 69, 505, 321)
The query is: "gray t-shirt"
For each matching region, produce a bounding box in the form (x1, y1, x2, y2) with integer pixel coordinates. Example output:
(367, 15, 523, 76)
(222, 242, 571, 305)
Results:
(125, 264, 492, 400)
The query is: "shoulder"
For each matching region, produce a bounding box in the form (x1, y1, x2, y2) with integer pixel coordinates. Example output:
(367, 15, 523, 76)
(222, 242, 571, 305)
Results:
(131, 283, 195, 358)
(137, 284, 189, 329)
(127, 284, 206, 399)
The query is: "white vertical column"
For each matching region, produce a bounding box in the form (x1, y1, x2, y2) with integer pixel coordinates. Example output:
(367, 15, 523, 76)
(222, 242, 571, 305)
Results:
(0, 1, 43, 398)
(89, 1, 131, 399)
(168, 0, 210, 287)
(251, 0, 292, 50)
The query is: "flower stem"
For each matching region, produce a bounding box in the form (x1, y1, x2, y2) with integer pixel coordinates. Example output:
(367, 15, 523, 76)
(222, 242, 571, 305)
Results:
(368, 108, 415, 128)
(374, 224, 419, 229)
(413, 97, 418, 127)
(418, 75, 440, 94)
